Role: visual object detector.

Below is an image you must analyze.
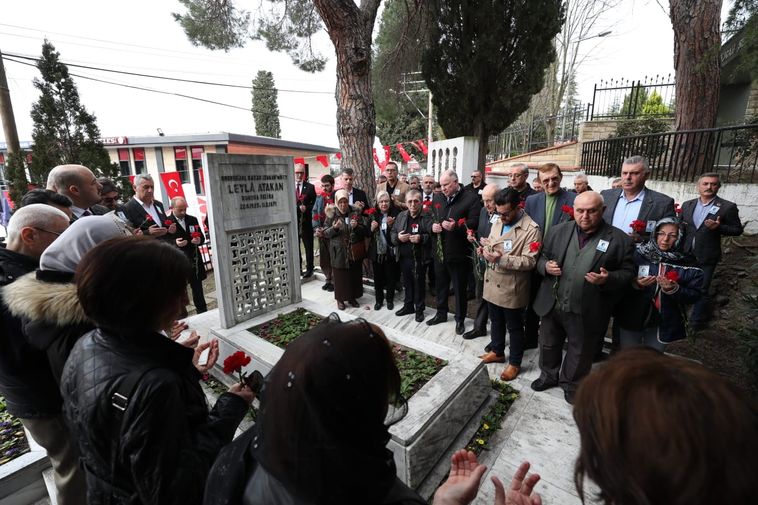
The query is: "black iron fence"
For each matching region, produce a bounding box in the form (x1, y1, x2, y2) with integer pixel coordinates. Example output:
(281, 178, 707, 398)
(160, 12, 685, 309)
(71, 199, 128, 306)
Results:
(587, 76, 676, 121)
(581, 123, 758, 183)
(487, 104, 584, 162)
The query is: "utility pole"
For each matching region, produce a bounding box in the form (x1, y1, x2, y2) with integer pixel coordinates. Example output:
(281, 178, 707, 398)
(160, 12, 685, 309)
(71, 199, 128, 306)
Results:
(0, 50, 20, 154)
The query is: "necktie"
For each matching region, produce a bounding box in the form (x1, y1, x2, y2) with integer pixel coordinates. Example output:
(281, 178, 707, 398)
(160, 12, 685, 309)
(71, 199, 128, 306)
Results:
(82, 209, 92, 217)
(425, 195, 431, 202)
(296, 184, 301, 198)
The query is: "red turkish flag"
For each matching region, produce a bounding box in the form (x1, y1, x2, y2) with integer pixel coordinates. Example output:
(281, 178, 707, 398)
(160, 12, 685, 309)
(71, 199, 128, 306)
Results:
(129, 175, 136, 186)
(198, 167, 206, 194)
(316, 155, 329, 167)
(335, 152, 342, 160)
(417, 140, 428, 155)
(383, 145, 391, 163)
(396, 143, 411, 162)
(160, 172, 185, 200)
(372, 148, 381, 168)
(293, 157, 305, 165)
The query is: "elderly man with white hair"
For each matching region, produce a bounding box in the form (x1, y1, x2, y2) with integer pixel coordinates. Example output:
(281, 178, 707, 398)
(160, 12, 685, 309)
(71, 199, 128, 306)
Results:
(46, 164, 104, 221)
(572, 174, 593, 194)
(123, 174, 177, 240)
(0, 204, 84, 504)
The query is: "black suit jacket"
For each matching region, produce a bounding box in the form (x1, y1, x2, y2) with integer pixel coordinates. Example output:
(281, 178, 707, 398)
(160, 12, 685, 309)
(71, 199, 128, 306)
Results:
(681, 196, 743, 265)
(429, 189, 482, 262)
(296, 181, 317, 233)
(534, 220, 635, 337)
(349, 188, 370, 209)
(601, 187, 676, 240)
(123, 198, 174, 243)
(168, 213, 207, 280)
(524, 189, 576, 231)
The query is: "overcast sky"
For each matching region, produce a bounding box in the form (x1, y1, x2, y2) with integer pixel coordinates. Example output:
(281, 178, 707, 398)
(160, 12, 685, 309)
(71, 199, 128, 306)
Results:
(0, 1, 734, 150)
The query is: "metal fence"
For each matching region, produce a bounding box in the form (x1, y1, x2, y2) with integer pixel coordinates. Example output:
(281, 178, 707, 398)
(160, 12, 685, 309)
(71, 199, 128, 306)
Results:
(581, 123, 758, 183)
(587, 76, 676, 121)
(487, 104, 585, 162)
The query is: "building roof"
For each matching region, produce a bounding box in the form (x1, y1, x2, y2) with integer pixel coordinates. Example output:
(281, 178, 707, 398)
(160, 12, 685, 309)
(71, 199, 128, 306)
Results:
(113, 132, 339, 153)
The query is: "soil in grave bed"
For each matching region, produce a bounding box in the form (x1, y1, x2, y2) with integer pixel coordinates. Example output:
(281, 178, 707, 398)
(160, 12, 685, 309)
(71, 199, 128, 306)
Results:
(0, 396, 30, 466)
(248, 308, 446, 398)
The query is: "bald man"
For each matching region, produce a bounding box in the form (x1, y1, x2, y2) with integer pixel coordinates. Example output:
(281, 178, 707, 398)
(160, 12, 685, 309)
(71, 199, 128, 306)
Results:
(531, 191, 635, 404)
(47, 164, 104, 221)
(168, 197, 207, 314)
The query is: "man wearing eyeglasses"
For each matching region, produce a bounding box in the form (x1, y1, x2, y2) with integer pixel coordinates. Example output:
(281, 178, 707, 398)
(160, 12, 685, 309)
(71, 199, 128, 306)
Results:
(507, 163, 537, 202)
(464, 170, 486, 202)
(376, 162, 409, 209)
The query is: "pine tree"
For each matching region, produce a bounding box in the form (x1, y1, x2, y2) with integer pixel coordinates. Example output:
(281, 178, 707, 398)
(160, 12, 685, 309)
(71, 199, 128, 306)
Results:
(422, 0, 564, 171)
(29, 40, 122, 189)
(251, 70, 282, 138)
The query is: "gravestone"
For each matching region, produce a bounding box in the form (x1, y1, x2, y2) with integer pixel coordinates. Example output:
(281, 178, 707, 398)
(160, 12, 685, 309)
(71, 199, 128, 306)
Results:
(203, 153, 301, 328)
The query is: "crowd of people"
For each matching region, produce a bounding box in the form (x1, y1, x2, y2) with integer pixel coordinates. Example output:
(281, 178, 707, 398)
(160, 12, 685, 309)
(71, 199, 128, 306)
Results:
(0, 157, 753, 505)
(302, 156, 745, 404)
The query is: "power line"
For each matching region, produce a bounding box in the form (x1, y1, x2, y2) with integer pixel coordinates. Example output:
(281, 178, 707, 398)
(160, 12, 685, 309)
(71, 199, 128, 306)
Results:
(3, 56, 336, 127)
(2, 52, 333, 95)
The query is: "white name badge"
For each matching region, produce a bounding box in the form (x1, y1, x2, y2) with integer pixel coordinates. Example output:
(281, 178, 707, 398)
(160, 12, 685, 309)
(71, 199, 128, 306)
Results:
(490, 214, 499, 224)
(381, 222, 387, 231)
(596, 239, 609, 252)
(646, 220, 656, 233)
(116, 211, 127, 222)
(638, 265, 650, 277)
(708, 206, 719, 215)
(503, 240, 513, 252)
(478, 189, 483, 195)
(393, 189, 400, 196)
(189, 225, 196, 233)
(344, 217, 350, 225)
(411, 224, 419, 233)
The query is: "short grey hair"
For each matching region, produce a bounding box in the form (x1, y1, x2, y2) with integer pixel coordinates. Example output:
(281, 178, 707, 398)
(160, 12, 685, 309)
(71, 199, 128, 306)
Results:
(7, 204, 68, 242)
(47, 164, 87, 195)
(375, 190, 391, 202)
(441, 169, 458, 181)
(133, 173, 153, 186)
(510, 163, 529, 175)
(623, 155, 650, 174)
(574, 174, 588, 183)
(406, 189, 422, 201)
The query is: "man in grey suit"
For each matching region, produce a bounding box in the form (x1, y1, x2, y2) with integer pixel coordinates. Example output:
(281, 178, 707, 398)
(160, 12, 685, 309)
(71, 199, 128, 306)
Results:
(682, 173, 743, 329)
(601, 155, 676, 241)
(531, 192, 635, 404)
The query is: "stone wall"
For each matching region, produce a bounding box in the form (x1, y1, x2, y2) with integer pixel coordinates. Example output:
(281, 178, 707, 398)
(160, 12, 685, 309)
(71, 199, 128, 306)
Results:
(745, 80, 758, 120)
(490, 142, 581, 172)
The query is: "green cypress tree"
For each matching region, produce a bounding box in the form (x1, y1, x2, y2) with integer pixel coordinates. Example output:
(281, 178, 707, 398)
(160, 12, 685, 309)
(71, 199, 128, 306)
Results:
(422, 0, 564, 171)
(29, 40, 122, 190)
(251, 70, 282, 138)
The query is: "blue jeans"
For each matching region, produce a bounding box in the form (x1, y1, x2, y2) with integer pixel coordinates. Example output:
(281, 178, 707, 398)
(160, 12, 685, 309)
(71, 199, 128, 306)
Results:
(619, 327, 666, 352)
(488, 303, 526, 365)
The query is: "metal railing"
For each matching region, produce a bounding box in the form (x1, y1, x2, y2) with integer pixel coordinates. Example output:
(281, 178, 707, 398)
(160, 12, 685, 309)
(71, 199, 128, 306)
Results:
(487, 104, 584, 162)
(587, 76, 676, 121)
(581, 123, 758, 183)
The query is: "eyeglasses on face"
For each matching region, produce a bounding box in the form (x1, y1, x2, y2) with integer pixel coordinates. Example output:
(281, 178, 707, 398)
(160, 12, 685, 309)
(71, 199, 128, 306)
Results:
(33, 227, 62, 236)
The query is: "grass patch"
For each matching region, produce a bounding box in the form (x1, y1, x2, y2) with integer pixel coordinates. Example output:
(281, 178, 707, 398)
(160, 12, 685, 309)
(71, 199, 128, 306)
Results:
(0, 396, 30, 466)
(248, 308, 446, 398)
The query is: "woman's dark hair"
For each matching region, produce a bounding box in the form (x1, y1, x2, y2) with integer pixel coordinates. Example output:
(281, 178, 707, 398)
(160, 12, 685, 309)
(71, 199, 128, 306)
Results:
(494, 187, 521, 208)
(20, 188, 73, 209)
(76, 236, 191, 332)
(573, 348, 758, 505)
(254, 314, 403, 505)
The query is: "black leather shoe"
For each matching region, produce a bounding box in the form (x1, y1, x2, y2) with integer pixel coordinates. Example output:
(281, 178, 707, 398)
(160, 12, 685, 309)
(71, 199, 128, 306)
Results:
(374, 302, 383, 311)
(395, 306, 414, 317)
(484, 343, 492, 353)
(426, 314, 448, 326)
(455, 322, 465, 335)
(326, 283, 334, 292)
(462, 328, 487, 340)
(348, 300, 360, 308)
(531, 377, 559, 392)
(415, 311, 425, 322)
(387, 301, 394, 310)
(564, 389, 576, 405)
(321, 283, 329, 291)
(302, 270, 313, 278)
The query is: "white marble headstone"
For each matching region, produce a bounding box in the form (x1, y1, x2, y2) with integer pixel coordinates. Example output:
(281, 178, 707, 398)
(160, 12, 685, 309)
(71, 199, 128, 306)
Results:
(203, 153, 302, 328)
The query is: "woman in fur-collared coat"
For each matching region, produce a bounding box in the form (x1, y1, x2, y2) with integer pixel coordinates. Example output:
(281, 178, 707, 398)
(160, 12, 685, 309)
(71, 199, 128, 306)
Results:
(323, 189, 369, 310)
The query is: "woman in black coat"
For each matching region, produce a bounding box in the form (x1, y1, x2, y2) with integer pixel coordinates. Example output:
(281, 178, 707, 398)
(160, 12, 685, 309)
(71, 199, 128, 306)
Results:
(61, 237, 253, 505)
(369, 190, 401, 311)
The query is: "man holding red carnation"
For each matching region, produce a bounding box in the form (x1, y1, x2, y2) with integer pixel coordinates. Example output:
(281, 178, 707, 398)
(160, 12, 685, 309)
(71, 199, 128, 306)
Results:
(168, 196, 208, 314)
(124, 174, 177, 241)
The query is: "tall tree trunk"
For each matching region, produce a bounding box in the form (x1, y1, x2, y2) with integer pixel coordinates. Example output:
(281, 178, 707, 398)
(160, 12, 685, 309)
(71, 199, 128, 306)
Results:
(670, 0, 722, 179)
(314, 0, 379, 198)
(476, 121, 488, 177)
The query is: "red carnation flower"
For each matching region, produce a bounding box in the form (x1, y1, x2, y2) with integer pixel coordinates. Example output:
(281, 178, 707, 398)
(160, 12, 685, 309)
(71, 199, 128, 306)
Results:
(529, 241, 541, 253)
(364, 208, 376, 216)
(466, 229, 475, 236)
(518, 200, 526, 209)
(630, 219, 646, 233)
(145, 214, 153, 221)
(665, 270, 680, 283)
(675, 203, 682, 215)
(164, 219, 173, 227)
(191, 231, 202, 239)
(434, 203, 442, 209)
(561, 205, 574, 218)
(457, 217, 467, 227)
(422, 200, 432, 208)
(223, 351, 252, 375)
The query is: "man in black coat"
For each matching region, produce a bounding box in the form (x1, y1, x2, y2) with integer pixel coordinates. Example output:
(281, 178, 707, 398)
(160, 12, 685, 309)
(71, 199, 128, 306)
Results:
(169, 197, 208, 314)
(508, 163, 537, 202)
(600, 155, 675, 241)
(0, 204, 85, 503)
(123, 174, 177, 241)
(531, 192, 635, 404)
(681, 173, 743, 329)
(340, 168, 370, 210)
(427, 169, 482, 335)
(295, 164, 317, 277)
(463, 170, 486, 202)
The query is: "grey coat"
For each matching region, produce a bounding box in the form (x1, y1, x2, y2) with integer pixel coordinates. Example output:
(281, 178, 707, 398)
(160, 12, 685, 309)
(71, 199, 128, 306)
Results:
(600, 187, 676, 240)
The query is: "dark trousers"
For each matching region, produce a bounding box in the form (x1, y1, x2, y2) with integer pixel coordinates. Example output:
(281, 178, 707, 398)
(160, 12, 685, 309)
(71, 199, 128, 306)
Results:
(690, 263, 716, 325)
(299, 223, 314, 272)
(538, 309, 596, 393)
(434, 259, 470, 323)
(318, 237, 332, 281)
(489, 303, 525, 364)
(472, 272, 488, 332)
(190, 277, 207, 313)
(400, 257, 426, 311)
(373, 256, 398, 304)
(523, 272, 541, 348)
(426, 260, 436, 290)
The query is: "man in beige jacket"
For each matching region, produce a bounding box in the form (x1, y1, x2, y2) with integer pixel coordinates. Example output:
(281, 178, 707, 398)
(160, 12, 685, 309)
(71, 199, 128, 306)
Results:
(376, 161, 410, 209)
(478, 188, 541, 381)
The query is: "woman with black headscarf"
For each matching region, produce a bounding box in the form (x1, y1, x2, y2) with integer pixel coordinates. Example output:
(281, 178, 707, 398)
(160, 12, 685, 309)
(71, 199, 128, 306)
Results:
(616, 217, 704, 350)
